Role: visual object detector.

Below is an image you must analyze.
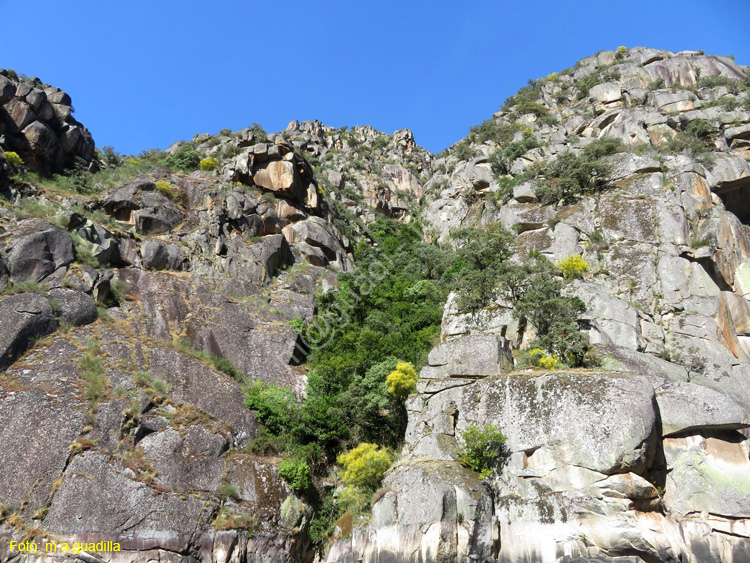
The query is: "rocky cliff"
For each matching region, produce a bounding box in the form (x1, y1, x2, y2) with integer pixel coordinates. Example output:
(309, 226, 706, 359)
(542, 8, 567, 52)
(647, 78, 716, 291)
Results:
(326, 47, 750, 562)
(1, 46, 750, 563)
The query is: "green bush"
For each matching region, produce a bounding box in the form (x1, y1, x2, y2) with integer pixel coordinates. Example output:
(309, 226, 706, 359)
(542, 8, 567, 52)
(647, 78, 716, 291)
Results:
(447, 224, 514, 311)
(489, 135, 540, 177)
(249, 123, 268, 143)
(503, 78, 543, 110)
(647, 78, 666, 90)
(515, 101, 548, 117)
(466, 120, 520, 146)
(514, 262, 588, 365)
(453, 141, 473, 161)
(164, 144, 201, 171)
(386, 362, 417, 398)
(698, 75, 737, 89)
(245, 381, 298, 436)
(667, 117, 717, 156)
(536, 146, 613, 204)
(210, 355, 243, 381)
(337, 443, 393, 491)
(458, 424, 508, 478)
(278, 458, 312, 494)
(296, 219, 452, 455)
(582, 137, 623, 159)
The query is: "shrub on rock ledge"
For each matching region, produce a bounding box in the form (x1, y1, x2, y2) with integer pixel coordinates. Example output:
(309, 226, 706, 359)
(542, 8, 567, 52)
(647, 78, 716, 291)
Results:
(458, 424, 508, 478)
(337, 443, 393, 491)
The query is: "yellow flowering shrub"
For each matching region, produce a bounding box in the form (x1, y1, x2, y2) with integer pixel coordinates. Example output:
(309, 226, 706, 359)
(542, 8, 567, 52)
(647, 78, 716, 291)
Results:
(200, 157, 220, 171)
(337, 443, 393, 490)
(558, 254, 589, 279)
(386, 362, 417, 398)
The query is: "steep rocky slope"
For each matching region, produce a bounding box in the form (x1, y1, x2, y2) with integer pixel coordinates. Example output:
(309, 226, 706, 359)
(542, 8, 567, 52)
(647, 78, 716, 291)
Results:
(327, 47, 750, 562)
(1, 46, 750, 563)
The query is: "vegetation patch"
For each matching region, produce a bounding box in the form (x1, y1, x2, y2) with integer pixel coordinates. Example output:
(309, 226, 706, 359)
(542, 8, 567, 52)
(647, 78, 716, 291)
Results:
(458, 424, 508, 478)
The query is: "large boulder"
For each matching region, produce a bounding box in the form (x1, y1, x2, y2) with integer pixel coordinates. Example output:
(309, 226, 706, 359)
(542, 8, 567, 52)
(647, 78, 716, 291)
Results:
(140, 238, 186, 271)
(663, 431, 750, 518)
(138, 426, 227, 493)
(2, 222, 74, 285)
(118, 268, 308, 396)
(48, 288, 97, 326)
(0, 74, 95, 174)
(101, 178, 183, 234)
(0, 293, 56, 369)
(406, 371, 657, 476)
(421, 334, 514, 379)
(282, 217, 353, 271)
(0, 338, 86, 514)
(44, 451, 210, 536)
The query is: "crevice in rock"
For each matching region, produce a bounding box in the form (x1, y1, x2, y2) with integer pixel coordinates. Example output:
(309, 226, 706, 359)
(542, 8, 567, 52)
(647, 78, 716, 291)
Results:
(715, 176, 750, 225)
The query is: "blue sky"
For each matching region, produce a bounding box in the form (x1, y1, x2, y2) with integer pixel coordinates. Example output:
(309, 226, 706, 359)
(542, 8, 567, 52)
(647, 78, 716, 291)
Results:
(4, 1, 749, 155)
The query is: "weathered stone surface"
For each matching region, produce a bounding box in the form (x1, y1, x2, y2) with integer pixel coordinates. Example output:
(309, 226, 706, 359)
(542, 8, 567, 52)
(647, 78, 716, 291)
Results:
(407, 371, 657, 476)
(139, 426, 226, 492)
(424, 334, 513, 378)
(134, 195, 182, 235)
(0, 75, 15, 103)
(0, 294, 56, 368)
(655, 380, 750, 436)
(328, 461, 491, 563)
(604, 152, 661, 181)
(120, 268, 307, 395)
(590, 82, 622, 105)
(570, 281, 645, 351)
(48, 288, 97, 326)
(225, 233, 291, 284)
(146, 347, 258, 446)
(141, 238, 186, 271)
(664, 432, 750, 518)
(226, 455, 292, 523)
(3, 222, 74, 284)
(44, 451, 210, 534)
(0, 346, 86, 513)
(253, 160, 305, 201)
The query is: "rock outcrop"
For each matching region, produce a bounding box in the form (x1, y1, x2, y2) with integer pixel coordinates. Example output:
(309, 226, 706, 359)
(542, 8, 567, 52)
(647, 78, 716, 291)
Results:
(0, 70, 96, 174)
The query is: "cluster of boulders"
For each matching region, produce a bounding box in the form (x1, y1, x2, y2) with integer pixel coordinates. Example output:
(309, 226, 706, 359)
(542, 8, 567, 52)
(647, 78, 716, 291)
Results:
(0, 71, 95, 174)
(283, 120, 431, 222)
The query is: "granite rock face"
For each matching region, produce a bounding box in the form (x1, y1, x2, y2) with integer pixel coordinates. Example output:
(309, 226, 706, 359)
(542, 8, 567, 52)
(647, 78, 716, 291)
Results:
(328, 47, 750, 563)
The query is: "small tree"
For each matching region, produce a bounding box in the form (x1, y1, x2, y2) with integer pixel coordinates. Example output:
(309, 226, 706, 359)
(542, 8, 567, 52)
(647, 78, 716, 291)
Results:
(386, 362, 417, 398)
(164, 144, 201, 171)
